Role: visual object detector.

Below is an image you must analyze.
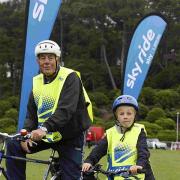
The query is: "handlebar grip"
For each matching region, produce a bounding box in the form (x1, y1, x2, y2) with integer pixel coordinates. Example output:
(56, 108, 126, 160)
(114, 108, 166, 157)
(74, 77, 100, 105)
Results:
(137, 169, 146, 173)
(82, 169, 95, 177)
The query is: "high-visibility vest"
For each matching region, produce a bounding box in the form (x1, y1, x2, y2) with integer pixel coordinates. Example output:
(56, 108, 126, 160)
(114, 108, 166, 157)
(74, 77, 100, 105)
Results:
(106, 123, 145, 180)
(33, 66, 93, 143)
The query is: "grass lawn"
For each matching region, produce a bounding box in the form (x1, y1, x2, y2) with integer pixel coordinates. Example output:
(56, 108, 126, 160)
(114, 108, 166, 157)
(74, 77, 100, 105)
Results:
(1, 147, 180, 179)
(85, 148, 180, 180)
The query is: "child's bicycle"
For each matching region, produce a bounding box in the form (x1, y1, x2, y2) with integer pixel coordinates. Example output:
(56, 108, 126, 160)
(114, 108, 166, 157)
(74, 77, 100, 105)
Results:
(0, 130, 62, 180)
(82, 164, 146, 180)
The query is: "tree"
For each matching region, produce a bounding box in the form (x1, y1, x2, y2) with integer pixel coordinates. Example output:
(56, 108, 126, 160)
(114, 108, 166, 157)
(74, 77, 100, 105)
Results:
(147, 66, 180, 89)
(0, 0, 25, 97)
(54, 0, 148, 90)
(145, 0, 180, 70)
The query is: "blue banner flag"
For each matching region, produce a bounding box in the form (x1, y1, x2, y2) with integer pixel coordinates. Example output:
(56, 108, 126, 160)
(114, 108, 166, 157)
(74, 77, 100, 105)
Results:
(122, 14, 167, 99)
(18, 0, 62, 130)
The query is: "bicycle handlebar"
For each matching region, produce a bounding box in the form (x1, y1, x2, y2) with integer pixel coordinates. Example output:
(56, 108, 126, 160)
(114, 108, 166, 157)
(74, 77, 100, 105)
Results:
(83, 164, 146, 177)
(0, 129, 31, 141)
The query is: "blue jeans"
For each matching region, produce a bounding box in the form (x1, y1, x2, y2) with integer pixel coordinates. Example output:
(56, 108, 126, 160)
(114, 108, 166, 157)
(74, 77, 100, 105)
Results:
(6, 133, 84, 180)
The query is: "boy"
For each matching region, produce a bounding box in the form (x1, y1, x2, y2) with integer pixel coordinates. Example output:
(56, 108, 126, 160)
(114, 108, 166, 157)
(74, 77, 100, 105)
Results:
(82, 95, 155, 180)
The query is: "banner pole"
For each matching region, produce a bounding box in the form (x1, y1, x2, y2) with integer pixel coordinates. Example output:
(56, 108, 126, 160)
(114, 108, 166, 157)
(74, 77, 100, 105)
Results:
(177, 112, 179, 142)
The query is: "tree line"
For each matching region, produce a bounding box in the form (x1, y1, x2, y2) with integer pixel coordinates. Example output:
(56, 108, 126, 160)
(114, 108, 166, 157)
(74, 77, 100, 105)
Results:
(0, 0, 179, 140)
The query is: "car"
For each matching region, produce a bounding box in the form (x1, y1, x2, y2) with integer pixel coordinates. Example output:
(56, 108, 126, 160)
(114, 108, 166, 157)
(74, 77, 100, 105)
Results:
(86, 126, 105, 148)
(147, 138, 167, 150)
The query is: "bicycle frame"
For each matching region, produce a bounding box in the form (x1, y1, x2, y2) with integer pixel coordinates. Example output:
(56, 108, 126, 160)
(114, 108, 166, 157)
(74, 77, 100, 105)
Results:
(0, 142, 8, 179)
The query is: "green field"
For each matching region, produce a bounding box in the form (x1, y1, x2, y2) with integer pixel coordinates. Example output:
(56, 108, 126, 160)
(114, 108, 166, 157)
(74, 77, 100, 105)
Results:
(1, 148, 180, 179)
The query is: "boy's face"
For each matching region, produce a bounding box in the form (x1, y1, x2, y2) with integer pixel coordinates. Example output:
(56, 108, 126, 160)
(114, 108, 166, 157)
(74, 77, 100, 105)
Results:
(115, 106, 136, 128)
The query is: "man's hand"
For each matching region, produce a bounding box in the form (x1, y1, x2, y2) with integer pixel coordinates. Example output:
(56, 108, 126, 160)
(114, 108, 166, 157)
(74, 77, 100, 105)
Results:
(31, 129, 47, 141)
(20, 140, 33, 153)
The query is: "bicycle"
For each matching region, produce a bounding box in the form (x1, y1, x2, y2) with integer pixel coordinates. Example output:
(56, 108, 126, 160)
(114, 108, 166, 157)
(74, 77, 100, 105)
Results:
(0, 130, 62, 180)
(82, 164, 146, 180)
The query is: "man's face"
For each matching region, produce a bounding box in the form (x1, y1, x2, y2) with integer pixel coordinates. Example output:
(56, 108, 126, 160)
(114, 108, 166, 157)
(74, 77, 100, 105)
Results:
(37, 53, 57, 76)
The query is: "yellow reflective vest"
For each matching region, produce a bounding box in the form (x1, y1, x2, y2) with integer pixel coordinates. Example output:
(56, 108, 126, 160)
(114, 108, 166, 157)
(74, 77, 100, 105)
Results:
(106, 123, 145, 180)
(33, 66, 93, 143)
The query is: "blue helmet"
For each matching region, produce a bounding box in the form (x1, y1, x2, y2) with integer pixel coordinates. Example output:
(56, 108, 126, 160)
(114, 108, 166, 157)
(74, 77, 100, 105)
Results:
(112, 95, 138, 112)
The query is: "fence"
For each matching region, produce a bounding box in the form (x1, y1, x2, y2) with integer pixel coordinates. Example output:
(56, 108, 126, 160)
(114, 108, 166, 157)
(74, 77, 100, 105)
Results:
(170, 142, 180, 150)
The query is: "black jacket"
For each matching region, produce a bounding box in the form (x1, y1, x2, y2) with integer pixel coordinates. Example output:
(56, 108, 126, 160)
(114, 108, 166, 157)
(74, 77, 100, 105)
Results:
(24, 69, 91, 141)
(85, 128, 155, 180)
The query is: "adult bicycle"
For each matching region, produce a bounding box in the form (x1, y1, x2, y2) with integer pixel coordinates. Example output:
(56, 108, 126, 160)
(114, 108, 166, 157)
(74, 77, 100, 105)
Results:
(0, 130, 62, 180)
(82, 164, 146, 180)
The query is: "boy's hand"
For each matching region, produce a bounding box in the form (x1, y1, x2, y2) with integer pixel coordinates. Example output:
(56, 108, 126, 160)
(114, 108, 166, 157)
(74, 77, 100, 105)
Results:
(129, 165, 143, 174)
(82, 163, 92, 172)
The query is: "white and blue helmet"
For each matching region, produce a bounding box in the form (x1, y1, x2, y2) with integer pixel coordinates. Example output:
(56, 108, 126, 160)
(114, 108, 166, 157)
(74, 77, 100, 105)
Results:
(112, 95, 138, 112)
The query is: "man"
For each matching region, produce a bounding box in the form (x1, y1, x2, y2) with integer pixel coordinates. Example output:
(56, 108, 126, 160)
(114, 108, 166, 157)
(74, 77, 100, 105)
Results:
(6, 40, 91, 180)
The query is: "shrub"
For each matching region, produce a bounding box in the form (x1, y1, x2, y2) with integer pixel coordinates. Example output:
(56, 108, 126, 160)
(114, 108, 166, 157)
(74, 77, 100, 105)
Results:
(155, 118, 175, 130)
(175, 85, 180, 95)
(138, 121, 162, 137)
(88, 92, 109, 107)
(93, 116, 104, 126)
(106, 89, 121, 102)
(139, 87, 156, 105)
(92, 116, 114, 130)
(0, 117, 17, 134)
(157, 130, 177, 141)
(7, 96, 19, 109)
(165, 109, 178, 119)
(0, 100, 11, 117)
(0, 117, 16, 128)
(145, 107, 166, 123)
(104, 119, 114, 130)
(155, 89, 180, 109)
(0, 125, 17, 134)
(138, 103, 149, 119)
(5, 108, 18, 125)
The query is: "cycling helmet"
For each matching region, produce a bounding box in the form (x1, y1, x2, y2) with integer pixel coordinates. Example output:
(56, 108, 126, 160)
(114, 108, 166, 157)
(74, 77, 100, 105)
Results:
(112, 95, 138, 112)
(35, 40, 61, 57)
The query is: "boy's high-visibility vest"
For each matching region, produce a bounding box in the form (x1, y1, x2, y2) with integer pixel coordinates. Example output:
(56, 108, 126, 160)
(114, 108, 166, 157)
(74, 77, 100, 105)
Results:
(106, 123, 145, 180)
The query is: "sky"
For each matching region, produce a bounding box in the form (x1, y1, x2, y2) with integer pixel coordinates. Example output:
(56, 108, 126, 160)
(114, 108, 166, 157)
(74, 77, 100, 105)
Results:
(0, 0, 10, 2)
